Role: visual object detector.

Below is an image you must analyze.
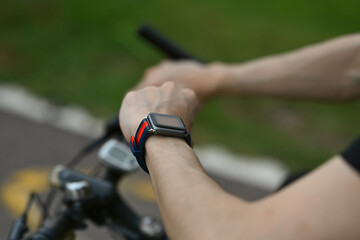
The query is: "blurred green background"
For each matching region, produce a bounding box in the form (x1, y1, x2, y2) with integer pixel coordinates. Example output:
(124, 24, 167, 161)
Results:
(1, 0, 359, 171)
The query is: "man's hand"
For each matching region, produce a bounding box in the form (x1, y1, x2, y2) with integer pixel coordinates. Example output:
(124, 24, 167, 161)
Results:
(136, 60, 227, 102)
(119, 82, 199, 142)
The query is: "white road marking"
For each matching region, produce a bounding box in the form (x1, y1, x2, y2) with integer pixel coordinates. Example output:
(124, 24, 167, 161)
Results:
(0, 84, 288, 191)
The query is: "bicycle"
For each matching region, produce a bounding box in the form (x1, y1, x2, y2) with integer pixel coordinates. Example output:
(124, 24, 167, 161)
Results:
(8, 24, 198, 240)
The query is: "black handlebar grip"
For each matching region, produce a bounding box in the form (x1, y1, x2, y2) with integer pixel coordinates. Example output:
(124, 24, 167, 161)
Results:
(101, 25, 204, 143)
(138, 24, 202, 62)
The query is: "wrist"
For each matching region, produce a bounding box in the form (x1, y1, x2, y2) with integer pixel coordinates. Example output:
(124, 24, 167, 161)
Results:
(145, 135, 189, 151)
(206, 62, 233, 98)
(145, 135, 194, 174)
(120, 114, 148, 142)
(128, 113, 192, 173)
(214, 56, 287, 98)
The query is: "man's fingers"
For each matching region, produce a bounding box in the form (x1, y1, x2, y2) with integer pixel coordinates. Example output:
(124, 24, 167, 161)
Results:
(183, 88, 199, 106)
(183, 88, 196, 99)
(161, 81, 177, 90)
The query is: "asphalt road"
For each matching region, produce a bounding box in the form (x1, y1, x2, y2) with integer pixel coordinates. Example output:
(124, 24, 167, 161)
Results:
(0, 110, 269, 239)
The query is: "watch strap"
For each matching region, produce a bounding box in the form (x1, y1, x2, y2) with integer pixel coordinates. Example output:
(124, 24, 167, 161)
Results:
(184, 132, 192, 147)
(130, 116, 192, 174)
(130, 118, 151, 173)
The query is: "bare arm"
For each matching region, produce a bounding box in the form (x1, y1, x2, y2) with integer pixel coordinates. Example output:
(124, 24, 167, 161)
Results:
(145, 136, 253, 240)
(255, 155, 360, 240)
(145, 136, 360, 240)
(120, 84, 360, 240)
(223, 33, 360, 100)
(139, 33, 360, 102)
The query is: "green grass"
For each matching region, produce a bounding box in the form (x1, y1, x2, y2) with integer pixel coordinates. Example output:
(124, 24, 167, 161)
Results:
(1, 0, 360, 171)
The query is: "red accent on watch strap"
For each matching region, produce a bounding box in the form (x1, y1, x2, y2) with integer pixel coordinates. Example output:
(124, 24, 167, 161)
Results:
(130, 136, 135, 148)
(136, 121, 148, 145)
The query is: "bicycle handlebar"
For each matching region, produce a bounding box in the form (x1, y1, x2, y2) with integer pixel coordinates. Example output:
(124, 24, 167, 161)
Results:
(29, 212, 74, 240)
(138, 24, 202, 62)
(25, 165, 165, 240)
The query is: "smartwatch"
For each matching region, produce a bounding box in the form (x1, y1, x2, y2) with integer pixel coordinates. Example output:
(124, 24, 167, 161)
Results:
(129, 113, 192, 173)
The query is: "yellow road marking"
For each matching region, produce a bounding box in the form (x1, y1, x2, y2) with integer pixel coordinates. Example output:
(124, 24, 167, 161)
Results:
(121, 178, 157, 202)
(0, 168, 49, 230)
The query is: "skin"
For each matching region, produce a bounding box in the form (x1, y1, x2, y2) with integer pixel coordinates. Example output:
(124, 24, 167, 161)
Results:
(137, 33, 360, 102)
(120, 33, 360, 239)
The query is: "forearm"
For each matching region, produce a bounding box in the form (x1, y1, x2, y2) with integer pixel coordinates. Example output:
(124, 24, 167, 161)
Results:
(215, 33, 360, 101)
(145, 136, 360, 240)
(145, 136, 252, 240)
(256, 156, 360, 240)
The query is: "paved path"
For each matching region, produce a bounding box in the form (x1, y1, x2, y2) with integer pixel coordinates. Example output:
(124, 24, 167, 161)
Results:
(0, 110, 270, 239)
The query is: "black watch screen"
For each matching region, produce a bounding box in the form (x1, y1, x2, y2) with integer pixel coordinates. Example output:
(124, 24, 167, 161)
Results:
(147, 113, 188, 138)
(149, 113, 185, 130)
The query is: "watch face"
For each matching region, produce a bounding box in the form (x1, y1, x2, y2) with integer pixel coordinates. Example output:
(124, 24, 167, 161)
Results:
(149, 113, 185, 130)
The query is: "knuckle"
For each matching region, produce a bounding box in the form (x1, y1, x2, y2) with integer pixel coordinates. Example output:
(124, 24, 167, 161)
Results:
(122, 91, 137, 104)
(162, 81, 176, 89)
(125, 90, 136, 98)
(186, 89, 199, 105)
(184, 88, 196, 98)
